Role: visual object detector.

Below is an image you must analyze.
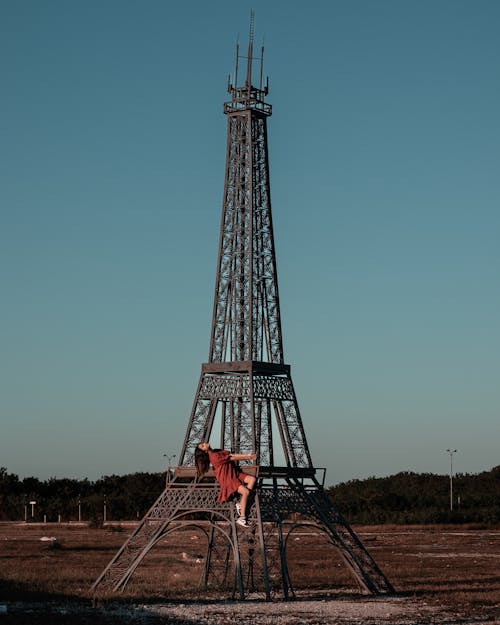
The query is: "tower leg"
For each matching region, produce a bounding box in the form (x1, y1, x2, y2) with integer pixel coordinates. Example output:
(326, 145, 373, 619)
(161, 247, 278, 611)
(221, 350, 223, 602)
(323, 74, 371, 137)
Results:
(258, 475, 394, 596)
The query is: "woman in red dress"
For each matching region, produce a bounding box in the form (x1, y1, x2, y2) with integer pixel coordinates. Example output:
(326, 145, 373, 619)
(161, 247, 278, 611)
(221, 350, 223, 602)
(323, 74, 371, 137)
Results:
(195, 442, 256, 527)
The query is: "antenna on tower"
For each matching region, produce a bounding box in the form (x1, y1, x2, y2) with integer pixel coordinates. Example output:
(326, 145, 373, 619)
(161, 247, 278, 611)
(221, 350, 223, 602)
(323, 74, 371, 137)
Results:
(234, 39, 240, 90)
(246, 9, 255, 88)
(225, 11, 271, 114)
(259, 36, 265, 92)
(249, 9, 255, 45)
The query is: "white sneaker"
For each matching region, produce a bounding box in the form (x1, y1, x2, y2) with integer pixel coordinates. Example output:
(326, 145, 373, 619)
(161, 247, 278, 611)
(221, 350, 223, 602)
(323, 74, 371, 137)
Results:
(236, 516, 249, 528)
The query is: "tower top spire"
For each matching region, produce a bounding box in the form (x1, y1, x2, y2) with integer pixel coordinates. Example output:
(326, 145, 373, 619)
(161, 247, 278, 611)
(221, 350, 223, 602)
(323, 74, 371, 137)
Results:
(249, 8, 255, 43)
(246, 9, 255, 87)
(225, 11, 271, 116)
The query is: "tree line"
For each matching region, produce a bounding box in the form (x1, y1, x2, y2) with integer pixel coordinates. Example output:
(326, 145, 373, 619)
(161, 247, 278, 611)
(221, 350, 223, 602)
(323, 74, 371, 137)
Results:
(0, 468, 164, 524)
(327, 466, 500, 524)
(1, 465, 499, 525)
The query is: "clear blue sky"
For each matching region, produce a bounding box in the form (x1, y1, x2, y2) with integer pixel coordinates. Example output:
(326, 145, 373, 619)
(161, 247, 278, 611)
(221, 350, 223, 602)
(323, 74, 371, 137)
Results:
(1, 1, 499, 485)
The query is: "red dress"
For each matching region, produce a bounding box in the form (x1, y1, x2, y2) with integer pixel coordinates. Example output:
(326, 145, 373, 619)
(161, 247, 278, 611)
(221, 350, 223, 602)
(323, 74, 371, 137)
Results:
(208, 449, 245, 502)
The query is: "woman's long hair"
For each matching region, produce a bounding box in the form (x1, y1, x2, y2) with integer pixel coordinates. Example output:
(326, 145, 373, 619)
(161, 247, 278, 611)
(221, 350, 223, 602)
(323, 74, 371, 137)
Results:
(195, 446, 210, 478)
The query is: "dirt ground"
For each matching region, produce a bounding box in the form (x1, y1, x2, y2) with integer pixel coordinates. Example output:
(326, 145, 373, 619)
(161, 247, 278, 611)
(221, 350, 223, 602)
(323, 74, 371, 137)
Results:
(0, 522, 499, 624)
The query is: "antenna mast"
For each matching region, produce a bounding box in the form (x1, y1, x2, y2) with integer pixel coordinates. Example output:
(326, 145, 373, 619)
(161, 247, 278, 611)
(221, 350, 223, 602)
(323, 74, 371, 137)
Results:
(226, 10, 271, 116)
(246, 9, 255, 89)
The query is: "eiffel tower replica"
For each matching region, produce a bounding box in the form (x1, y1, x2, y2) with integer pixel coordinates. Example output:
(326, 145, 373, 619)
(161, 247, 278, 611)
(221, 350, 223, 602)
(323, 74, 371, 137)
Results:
(92, 16, 394, 600)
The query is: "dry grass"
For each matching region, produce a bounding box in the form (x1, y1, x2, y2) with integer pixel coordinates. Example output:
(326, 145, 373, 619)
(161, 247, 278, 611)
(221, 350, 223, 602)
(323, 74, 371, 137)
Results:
(0, 522, 499, 623)
(362, 526, 500, 611)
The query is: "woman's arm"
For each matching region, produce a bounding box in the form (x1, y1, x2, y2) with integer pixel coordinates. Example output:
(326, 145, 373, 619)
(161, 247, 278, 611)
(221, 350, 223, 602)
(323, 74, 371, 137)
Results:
(229, 453, 257, 462)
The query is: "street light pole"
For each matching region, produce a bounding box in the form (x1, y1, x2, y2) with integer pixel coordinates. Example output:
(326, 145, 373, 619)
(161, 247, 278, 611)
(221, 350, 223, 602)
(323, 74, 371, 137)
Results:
(163, 453, 176, 467)
(163, 453, 176, 483)
(446, 449, 457, 511)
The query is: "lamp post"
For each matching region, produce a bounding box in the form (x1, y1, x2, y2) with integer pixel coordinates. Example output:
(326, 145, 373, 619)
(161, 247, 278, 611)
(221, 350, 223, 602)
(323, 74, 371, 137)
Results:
(29, 500, 37, 520)
(163, 453, 176, 467)
(163, 453, 176, 483)
(446, 449, 457, 511)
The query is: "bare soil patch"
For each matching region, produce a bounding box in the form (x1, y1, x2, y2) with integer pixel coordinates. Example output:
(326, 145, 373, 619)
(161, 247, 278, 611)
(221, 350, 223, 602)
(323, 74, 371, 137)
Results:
(0, 522, 499, 624)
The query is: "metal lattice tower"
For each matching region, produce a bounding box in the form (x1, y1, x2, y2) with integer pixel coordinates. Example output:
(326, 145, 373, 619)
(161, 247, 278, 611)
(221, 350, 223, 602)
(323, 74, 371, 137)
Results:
(92, 15, 394, 600)
(178, 16, 310, 472)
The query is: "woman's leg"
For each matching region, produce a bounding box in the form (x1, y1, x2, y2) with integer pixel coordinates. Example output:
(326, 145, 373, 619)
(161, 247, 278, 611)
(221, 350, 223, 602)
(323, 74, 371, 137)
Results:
(242, 473, 256, 491)
(237, 484, 250, 517)
(236, 474, 256, 518)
